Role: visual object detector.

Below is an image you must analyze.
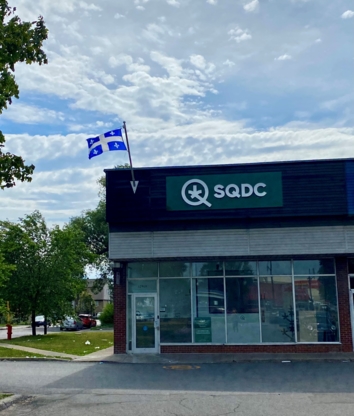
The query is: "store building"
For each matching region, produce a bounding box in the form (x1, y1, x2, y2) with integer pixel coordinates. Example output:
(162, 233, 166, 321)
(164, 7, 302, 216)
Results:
(106, 158, 354, 354)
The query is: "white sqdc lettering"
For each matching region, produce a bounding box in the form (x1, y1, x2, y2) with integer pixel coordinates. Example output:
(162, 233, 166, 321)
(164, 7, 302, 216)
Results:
(213, 183, 267, 199)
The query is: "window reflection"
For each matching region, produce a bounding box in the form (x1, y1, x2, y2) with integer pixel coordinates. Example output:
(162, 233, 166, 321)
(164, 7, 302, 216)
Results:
(193, 278, 225, 343)
(225, 261, 256, 276)
(159, 279, 191, 343)
(260, 276, 294, 342)
(226, 278, 260, 343)
(295, 276, 339, 342)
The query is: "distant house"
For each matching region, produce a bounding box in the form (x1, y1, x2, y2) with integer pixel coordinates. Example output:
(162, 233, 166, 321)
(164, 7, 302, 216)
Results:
(87, 279, 111, 313)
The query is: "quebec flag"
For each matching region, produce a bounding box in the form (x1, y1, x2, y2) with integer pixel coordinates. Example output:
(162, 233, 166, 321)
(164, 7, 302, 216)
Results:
(86, 129, 127, 159)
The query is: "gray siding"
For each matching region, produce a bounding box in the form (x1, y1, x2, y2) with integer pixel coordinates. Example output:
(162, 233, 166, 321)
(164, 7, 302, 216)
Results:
(109, 226, 354, 260)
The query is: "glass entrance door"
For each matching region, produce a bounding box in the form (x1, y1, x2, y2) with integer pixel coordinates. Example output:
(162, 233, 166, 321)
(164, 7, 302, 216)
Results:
(132, 294, 159, 353)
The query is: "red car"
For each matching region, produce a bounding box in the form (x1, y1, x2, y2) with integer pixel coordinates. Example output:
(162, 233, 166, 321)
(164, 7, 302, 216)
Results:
(78, 314, 97, 328)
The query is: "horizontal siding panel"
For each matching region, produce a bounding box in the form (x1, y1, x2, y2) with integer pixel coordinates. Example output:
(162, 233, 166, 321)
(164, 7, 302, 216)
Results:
(249, 227, 348, 255)
(109, 226, 354, 260)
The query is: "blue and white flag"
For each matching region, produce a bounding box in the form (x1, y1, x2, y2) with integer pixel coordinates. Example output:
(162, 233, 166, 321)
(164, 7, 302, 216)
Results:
(86, 129, 127, 159)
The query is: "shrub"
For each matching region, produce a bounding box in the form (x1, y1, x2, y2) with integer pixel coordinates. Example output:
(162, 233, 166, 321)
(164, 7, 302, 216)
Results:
(99, 303, 114, 325)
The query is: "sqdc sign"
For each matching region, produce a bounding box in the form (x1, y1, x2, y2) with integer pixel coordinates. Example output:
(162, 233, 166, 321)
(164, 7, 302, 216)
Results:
(166, 172, 283, 211)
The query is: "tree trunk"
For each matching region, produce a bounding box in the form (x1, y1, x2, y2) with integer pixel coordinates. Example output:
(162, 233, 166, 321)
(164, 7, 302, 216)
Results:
(44, 315, 47, 335)
(31, 310, 36, 336)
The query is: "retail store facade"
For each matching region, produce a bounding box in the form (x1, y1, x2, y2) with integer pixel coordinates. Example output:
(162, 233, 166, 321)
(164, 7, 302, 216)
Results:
(106, 158, 354, 354)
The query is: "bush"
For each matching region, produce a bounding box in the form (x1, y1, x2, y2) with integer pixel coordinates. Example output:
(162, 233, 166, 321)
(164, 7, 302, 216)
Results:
(99, 303, 114, 325)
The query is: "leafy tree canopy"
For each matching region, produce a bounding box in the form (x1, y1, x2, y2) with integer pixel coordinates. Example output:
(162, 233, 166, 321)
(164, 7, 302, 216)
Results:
(0, 0, 48, 189)
(0, 211, 95, 334)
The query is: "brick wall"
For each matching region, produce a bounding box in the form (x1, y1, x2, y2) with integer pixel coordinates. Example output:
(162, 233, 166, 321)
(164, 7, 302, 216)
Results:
(113, 264, 127, 353)
(335, 257, 352, 352)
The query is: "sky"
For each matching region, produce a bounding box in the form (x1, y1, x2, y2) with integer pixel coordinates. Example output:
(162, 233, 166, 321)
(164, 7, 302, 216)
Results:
(1, 0, 353, 227)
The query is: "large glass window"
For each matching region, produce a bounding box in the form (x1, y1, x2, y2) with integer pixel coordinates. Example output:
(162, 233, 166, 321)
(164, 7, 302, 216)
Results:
(226, 278, 260, 343)
(260, 276, 294, 342)
(193, 278, 225, 343)
(127, 262, 158, 278)
(293, 259, 334, 275)
(127, 259, 340, 345)
(159, 262, 191, 277)
(259, 261, 292, 276)
(128, 280, 157, 293)
(225, 261, 256, 276)
(295, 276, 339, 342)
(159, 279, 192, 343)
(192, 262, 223, 277)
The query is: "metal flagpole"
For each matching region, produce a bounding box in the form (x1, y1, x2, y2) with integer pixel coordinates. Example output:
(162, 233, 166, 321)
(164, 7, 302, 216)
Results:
(123, 121, 138, 193)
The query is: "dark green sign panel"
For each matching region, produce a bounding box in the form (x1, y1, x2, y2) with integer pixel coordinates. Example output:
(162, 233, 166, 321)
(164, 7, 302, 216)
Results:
(166, 172, 283, 211)
(194, 317, 212, 343)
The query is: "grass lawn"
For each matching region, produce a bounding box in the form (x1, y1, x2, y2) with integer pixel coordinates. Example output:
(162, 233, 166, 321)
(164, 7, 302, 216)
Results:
(0, 346, 49, 359)
(0, 393, 12, 400)
(0, 331, 114, 356)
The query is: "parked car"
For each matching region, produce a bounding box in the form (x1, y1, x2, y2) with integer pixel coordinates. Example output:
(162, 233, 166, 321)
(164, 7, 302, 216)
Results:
(78, 314, 97, 328)
(35, 315, 51, 327)
(60, 316, 84, 331)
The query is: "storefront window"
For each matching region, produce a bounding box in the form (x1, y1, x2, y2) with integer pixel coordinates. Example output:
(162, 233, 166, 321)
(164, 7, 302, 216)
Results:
(127, 262, 158, 278)
(192, 278, 225, 343)
(293, 259, 334, 275)
(159, 279, 192, 343)
(192, 262, 223, 277)
(128, 280, 157, 293)
(225, 261, 256, 276)
(260, 276, 294, 342)
(159, 262, 191, 277)
(259, 261, 292, 276)
(226, 278, 260, 343)
(295, 276, 339, 342)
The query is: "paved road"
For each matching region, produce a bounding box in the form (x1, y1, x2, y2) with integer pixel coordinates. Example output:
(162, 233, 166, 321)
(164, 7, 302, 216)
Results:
(0, 326, 61, 340)
(1, 361, 354, 415)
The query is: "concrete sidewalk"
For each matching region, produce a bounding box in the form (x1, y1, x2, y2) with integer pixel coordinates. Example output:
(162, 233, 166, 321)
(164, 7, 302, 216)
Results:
(2, 342, 354, 363)
(0, 343, 79, 359)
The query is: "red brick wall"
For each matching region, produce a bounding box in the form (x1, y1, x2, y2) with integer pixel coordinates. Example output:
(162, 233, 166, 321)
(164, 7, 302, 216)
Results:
(335, 257, 352, 352)
(161, 344, 343, 353)
(113, 264, 127, 354)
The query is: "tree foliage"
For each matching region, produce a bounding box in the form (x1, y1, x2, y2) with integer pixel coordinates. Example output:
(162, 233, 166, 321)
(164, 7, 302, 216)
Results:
(0, 211, 94, 334)
(0, 0, 48, 189)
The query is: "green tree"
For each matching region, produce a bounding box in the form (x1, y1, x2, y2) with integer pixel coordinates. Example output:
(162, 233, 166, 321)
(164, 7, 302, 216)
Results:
(0, 1, 48, 189)
(0, 252, 14, 316)
(0, 211, 94, 335)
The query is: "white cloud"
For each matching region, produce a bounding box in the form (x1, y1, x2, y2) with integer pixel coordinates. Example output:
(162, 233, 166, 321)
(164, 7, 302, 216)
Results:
(1, 103, 65, 124)
(166, 0, 180, 7)
(244, 0, 259, 13)
(228, 26, 252, 43)
(315, 38, 321, 43)
(114, 13, 125, 19)
(341, 10, 354, 19)
(207, 0, 217, 4)
(223, 59, 235, 67)
(190, 55, 206, 69)
(275, 54, 292, 61)
(79, 2, 102, 11)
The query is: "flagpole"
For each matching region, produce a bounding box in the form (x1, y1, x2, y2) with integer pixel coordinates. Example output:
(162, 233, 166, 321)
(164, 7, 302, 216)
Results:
(122, 121, 137, 189)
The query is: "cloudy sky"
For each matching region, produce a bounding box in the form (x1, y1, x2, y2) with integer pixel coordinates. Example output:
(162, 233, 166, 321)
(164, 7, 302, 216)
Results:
(1, 0, 353, 226)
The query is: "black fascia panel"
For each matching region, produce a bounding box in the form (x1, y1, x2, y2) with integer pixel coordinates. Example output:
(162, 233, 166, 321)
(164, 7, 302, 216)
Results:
(105, 158, 350, 225)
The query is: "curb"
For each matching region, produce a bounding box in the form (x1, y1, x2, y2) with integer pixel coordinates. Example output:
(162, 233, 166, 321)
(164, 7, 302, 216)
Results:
(0, 394, 24, 411)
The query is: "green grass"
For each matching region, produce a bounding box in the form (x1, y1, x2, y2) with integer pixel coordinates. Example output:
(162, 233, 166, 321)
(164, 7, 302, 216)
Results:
(0, 393, 12, 400)
(0, 346, 48, 359)
(0, 332, 114, 356)
(90, 324, 113, 331)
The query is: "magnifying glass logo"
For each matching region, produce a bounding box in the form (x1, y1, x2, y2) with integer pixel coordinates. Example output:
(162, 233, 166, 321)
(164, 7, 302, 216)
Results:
(181, 179, 212, 207)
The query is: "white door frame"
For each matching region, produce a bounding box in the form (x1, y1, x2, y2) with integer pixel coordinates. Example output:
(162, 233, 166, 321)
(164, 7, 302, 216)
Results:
(132, 293, 159, 353)
(350, 289, 354, 351)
